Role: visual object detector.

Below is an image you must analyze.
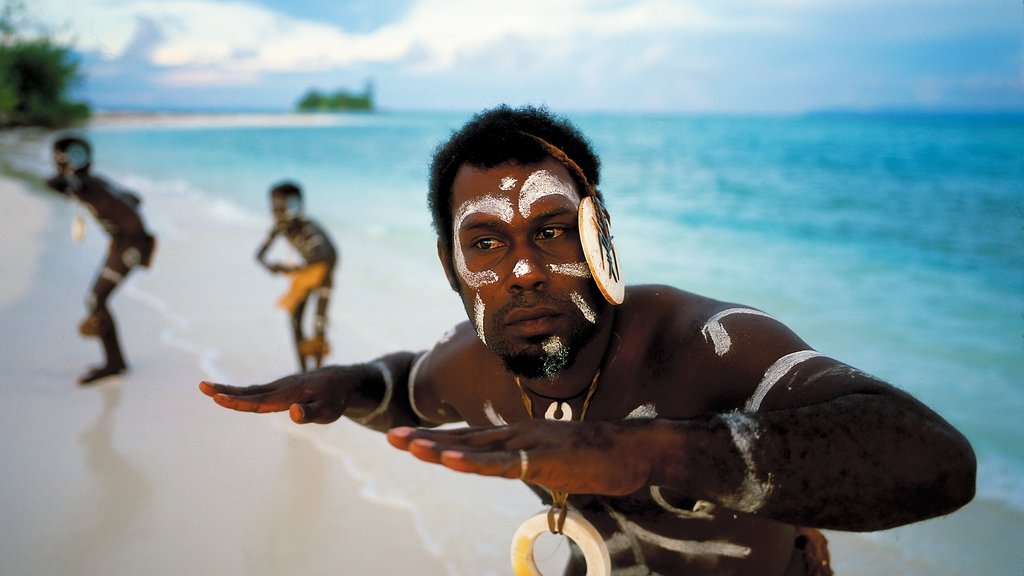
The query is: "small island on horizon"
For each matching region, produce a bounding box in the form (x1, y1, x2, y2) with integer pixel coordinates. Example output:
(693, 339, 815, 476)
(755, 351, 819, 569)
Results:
(295, 80, 374, 112)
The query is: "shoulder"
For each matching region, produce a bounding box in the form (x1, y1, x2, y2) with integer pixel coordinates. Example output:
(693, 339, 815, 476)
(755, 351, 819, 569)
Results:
(409, 322, 508, 424)
(608, 285, 819, 414)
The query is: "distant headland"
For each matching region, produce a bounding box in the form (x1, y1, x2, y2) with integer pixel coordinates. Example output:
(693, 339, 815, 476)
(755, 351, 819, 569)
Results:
(295, 81, 374, 112)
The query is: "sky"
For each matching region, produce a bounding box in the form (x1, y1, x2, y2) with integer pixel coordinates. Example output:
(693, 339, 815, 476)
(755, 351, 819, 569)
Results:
(29, 0, 1024, 113)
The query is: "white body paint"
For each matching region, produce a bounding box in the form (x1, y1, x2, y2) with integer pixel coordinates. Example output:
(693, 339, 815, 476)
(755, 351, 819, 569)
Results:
(744, 350, 823, 413)
(625, 403, 658, 420)
(649, 487, 716, 520)
(483, 400, 508, 426)
(473, 293, 487, 344)
(517, 169, 579, 218)
(548, 262, 591, 278)
(602, 504, 751, 571)
(452, 169, 591, 354)
(701, 308, 775, 356)
(513, 259, 533, 278)
(570, 291, 598, 324)
(720, 411, 773, 513)
(452, 195, 512, 289)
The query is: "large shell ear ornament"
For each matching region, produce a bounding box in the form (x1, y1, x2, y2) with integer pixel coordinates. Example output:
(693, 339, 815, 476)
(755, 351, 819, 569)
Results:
(578, 195, 624, 305)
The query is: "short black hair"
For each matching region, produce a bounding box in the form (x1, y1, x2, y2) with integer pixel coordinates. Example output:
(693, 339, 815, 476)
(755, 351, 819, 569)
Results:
(270, 181, 302, 198)
(53, 135, 93, 171)
(427, 105, 601, 254)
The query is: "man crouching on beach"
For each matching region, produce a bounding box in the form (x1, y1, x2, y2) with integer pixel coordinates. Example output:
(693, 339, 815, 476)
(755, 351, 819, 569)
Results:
(200, 105, 975, 575)
(47, 135, 156, 385)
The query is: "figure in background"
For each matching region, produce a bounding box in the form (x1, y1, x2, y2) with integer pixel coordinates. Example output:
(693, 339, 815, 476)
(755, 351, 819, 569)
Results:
(46, 135, 157, 385)
(255, 181, 338, 372)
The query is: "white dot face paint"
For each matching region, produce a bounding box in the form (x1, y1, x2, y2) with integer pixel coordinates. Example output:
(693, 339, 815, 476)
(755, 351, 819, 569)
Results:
(453, 195, 513, 289)
(512, 259, 533, 278)
(500, 176, 517, 191)
(570, 291, 598, 324)
(518, 169, 579, 219)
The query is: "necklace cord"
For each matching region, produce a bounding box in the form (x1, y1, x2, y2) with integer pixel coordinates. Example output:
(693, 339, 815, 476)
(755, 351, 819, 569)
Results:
(514, 369, 601, 534)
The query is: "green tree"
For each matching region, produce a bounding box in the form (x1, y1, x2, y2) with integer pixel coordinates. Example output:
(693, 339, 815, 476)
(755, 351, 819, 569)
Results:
(0, 0, 90, 127)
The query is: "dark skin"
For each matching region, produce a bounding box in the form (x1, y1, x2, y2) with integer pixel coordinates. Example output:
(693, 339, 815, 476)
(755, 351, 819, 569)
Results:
(47, 150, 155, 385)
(201, 159, 975, 575)
(255, 192, 337, 372)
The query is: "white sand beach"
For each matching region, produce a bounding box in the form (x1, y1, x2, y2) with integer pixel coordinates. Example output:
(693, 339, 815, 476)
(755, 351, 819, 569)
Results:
(0, 141, 450, 575)
(1, 121, 1018, 576)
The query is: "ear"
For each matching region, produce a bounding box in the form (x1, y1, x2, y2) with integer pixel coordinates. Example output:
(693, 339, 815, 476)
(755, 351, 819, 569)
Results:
(437, 240, 460, 292)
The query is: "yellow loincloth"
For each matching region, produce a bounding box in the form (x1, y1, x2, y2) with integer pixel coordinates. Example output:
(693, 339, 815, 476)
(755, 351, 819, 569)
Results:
(277, 262, 329, 313)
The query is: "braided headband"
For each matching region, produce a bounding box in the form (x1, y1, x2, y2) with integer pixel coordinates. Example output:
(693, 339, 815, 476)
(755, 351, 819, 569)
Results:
(521, 133, 624, 305)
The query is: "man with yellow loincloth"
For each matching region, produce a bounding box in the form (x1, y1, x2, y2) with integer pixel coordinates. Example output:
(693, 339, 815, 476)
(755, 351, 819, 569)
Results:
(204, 107, 974, 575)
(255, 181, 338, 372)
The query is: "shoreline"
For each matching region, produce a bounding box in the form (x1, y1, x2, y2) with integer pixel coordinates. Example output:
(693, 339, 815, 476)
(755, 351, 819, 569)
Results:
(0, 135, 452, 576)
(3, 120, 1020, 576)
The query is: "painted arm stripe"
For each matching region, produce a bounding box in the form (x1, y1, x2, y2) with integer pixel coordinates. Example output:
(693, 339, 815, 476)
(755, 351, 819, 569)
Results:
(744, 350, 823, 413)
(351, 360, 393, 424)
(407, 350, 432, 423)
(701, 307, 775, 356)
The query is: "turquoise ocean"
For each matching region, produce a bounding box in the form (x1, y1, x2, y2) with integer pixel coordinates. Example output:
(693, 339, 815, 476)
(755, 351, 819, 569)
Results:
(62, 111, 1023, 573)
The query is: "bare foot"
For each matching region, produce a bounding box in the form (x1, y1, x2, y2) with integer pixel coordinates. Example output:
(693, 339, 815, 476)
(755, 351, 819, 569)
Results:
(78, 364, 127, 385)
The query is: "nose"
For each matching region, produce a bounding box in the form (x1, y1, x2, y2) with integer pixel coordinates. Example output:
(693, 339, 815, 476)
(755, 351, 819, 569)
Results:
(507, 256, 549, 294)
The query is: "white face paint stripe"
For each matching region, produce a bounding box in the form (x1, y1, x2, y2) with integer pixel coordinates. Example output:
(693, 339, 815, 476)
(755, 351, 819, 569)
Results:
(570, 291, 598, 324)
(744, 350, 824, 413)
(719, 411, 773, 514)
(548, 262, 592, 278)
(625, 403, 658, 420)
(701, 307, 775, 356)
(512, 259, 532, 278)
(482, 400, 508, 426)
(473, 292, 486, 344)
(518, 169, 579, 218)
(453, 195, 513, 288)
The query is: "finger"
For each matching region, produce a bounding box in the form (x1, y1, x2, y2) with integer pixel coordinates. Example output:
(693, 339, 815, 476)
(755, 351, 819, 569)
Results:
(439, 449, 522, 480)
(290, 401, 342, 424)
(401, 425, 520, 450)
(407, 438, 444, 464)
(200, 380, 281, 397)
(209, 390, 292, 413)
(386, 427, 417, 450)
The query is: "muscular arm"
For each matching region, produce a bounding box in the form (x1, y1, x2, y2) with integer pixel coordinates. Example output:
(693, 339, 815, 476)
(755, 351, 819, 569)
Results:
(200, 351, 433, 432)
(388, 299, 976, 532)
(653, 382, 976, 531)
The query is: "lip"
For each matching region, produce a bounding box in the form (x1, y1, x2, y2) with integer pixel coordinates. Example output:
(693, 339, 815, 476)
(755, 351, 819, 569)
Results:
(503, 306, 561, 336)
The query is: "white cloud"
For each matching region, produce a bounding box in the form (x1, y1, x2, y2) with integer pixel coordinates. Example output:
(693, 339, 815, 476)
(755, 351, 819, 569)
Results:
(38, 0, 779, 85)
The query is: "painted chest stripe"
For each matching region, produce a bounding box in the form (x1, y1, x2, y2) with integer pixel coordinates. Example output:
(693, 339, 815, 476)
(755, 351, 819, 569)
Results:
(744, 350, 824, 413)
(701, 307, 775, 356)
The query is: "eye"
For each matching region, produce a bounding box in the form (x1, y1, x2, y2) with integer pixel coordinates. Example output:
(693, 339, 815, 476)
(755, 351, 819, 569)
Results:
(473, 237, 506, 250)
(536, 226, 567, 241)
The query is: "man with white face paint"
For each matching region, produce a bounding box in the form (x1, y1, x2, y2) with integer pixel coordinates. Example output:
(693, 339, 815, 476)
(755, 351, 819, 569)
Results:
(201, 106, 975, 575)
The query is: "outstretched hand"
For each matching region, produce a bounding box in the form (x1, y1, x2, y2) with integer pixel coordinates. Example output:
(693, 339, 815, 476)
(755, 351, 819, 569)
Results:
(199, 368, 351, 424)
(386, 420, 657, 497)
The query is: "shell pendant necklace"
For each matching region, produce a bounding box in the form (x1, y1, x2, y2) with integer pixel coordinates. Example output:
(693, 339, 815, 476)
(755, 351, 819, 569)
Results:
(514, 372, 600, 423)
(513, 369, 601, 534)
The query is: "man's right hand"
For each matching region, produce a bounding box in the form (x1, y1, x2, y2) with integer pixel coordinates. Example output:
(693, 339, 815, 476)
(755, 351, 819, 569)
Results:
(199, 367, 352, 424)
